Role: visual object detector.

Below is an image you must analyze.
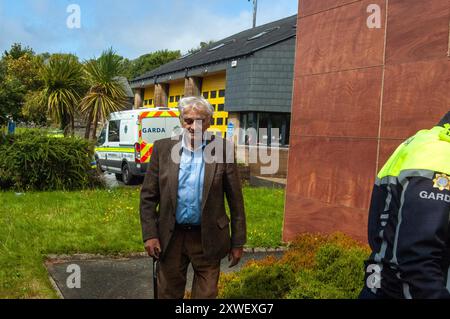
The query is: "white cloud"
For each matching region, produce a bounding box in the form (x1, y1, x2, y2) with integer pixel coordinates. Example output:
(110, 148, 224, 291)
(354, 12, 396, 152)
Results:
(85, 0, 297, 59)
(0, 0, 298, 59)
(115, 9, 253, 58)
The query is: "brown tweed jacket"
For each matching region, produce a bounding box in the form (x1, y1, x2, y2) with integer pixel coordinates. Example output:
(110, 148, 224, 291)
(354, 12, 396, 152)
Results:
(139, 135, 246, 261)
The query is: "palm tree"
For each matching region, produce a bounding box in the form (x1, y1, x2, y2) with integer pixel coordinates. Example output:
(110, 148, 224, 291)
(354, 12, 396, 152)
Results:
(81, 49, 128, 140)
(39, 54, 85, 136)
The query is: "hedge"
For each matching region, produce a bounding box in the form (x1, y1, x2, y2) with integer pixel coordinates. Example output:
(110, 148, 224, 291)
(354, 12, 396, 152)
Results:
(218, 233, 370, 299)
(0, 131, 103, 191)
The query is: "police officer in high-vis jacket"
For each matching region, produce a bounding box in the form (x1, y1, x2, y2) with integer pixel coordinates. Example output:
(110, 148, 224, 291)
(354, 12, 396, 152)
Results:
(360, 112, 450, 299)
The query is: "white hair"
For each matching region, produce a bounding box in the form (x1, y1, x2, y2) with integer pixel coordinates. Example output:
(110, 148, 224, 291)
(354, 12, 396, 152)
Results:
(177, 96, 214, 118)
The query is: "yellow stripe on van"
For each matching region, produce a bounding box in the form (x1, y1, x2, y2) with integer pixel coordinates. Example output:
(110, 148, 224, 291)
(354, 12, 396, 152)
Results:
(95, 147, 134, 153)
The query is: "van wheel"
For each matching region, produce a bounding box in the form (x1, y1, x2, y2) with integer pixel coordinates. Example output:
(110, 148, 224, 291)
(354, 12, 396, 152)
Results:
(122, 163, 135, 185)
(95, 157, 105, 174)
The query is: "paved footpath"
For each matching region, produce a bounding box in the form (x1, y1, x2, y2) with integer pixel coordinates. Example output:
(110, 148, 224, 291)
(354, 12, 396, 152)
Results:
(45, 250, 284, 299)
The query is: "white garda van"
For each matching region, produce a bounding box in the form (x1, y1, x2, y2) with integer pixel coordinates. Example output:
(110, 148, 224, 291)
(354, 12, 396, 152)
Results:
(95, 107, 181, 185)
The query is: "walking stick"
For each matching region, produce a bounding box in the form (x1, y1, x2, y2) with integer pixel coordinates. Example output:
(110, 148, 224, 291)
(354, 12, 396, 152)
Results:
(153, 257, 158, 299)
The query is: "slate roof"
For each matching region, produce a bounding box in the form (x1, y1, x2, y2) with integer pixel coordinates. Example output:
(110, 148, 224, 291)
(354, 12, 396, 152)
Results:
(130, 14, 297, 84)
(116, 76, 134, 98)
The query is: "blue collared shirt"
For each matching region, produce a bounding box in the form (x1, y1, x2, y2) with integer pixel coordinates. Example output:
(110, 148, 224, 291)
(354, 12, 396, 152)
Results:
(175, 136, 206, 225)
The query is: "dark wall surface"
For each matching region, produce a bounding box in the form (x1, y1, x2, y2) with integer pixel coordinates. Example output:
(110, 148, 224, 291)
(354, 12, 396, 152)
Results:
(226, 37, 296, 113)
(284, 0, 450, 243)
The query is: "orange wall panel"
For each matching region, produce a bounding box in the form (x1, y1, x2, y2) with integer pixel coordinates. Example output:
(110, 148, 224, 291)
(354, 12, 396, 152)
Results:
(285, 0, 450, 243)
(295, 0, 386, 76)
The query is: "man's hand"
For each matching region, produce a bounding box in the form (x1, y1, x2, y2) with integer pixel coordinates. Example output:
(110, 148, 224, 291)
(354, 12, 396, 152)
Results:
(228, 247, 244, 268)
(144, 238, 161, 259)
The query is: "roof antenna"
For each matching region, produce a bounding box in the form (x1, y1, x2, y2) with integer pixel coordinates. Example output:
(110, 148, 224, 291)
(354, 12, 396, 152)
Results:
(248, 0, 258, 28)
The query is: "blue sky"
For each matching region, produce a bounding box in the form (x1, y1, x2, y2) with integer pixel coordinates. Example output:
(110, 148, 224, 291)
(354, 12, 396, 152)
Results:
(0, 0, 298, 60)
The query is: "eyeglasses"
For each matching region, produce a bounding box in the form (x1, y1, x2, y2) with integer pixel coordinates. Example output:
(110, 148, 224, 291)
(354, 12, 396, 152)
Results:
(182, 117, 208, 125)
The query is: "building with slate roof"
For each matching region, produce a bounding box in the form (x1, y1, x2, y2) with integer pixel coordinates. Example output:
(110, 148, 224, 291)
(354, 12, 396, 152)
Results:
(130, 14, 297, 177)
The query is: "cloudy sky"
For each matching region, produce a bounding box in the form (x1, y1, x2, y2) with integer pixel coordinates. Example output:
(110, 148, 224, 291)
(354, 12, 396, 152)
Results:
(0, 0, 298, 60)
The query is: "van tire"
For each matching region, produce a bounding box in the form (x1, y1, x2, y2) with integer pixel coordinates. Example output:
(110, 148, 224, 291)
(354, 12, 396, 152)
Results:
(95, 157, 105, 174)
(115, 173, 123, 181)
(122, 162, 135, 185)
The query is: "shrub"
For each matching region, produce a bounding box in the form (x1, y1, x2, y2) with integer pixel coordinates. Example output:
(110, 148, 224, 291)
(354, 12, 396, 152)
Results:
(285, 243, 368, 299)
(286, 270, 348, 299)
(313, 244, 368, 298)
(0, 131, 103, 191)
(218, 233, 370, 299)
(219, 262, 295, 299)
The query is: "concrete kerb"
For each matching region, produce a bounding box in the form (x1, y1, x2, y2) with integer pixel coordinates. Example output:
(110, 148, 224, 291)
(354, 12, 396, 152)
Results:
(45, 246, 288, 263)
(44, 247, 288, 298)
(47, 274, 65, 299)
(44, 246, 287, 299)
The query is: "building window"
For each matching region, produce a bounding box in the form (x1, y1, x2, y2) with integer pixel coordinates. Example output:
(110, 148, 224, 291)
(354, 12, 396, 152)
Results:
(258, 113, 270, 145)
(247, 26, 280, 41)
(208, 43, 225, 51)
(216, 118, 224, 126)
(144, 100, 148, 106)
(148, 99, 153, 105)
(210, 90, 217, 99)
(203, 91, 209, 99)
(217, 104, 224, 111)
(210, 117, 214, 125)
(239, 113, 257, 145)
(108, 120, 120, 142)
(239, 112, 290, 147)
(175, 95, 180, 102)
(169, 96, 174, 103)
(219, 89, 225, 97)
(211, 104, 216, 111)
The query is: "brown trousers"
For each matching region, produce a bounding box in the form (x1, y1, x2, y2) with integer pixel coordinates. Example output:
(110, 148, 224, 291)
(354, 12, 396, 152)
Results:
(157, 228, 221, 299)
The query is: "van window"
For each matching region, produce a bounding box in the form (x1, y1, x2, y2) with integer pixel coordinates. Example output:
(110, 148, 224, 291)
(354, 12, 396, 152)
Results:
(108, 120, 120, 142)
(97, 127, 106, 145)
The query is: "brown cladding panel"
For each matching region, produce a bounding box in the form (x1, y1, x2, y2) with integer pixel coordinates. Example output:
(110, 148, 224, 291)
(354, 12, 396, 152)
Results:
(286, 0, 449, 243)
(284, 134, 375, 243)
(283, 194, 368, 243)
(290, 67, 383, 138)
(385, 0, 450, 65)
(381, 59, 450, 139)
(285, 136, 377, 210)
(299, 0, 361, 17)
(295, 0, 386, 76)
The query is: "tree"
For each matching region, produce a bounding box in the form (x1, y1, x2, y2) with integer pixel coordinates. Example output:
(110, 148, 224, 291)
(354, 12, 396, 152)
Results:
(188, 40, 215, 54)
(0, 43, 42, 126)
(2, 43, 34, 60)
(80, 48, 129, 140)
(21, 90, 48, 126)
(125, 49, 181, 80)
(39, 54, 86, 136)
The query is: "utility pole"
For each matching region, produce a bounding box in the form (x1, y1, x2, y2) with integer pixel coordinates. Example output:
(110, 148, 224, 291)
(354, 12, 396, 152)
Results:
(248, 0, 258, 28)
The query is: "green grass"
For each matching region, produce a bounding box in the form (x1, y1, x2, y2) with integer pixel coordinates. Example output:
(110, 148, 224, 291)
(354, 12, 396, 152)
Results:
(241, 186, 285, 248)
(0, 185, 284, 298)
